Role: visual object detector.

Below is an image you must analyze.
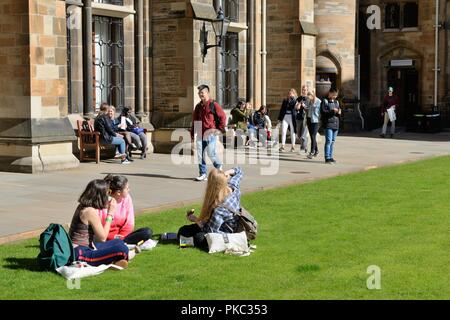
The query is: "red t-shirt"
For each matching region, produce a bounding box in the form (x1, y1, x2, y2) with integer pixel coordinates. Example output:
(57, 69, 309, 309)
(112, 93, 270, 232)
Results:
(190, 99, 227, 139)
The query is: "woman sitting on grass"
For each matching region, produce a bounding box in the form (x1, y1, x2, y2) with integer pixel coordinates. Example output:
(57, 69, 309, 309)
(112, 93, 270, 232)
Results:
(98, 174, 152, 245)
(68, 179, 133, 268)
(178, 167, 243, 249)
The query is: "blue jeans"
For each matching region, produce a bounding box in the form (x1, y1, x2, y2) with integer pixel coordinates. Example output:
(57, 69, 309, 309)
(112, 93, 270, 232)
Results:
(74, 239, 129, 267)
(324, 128, 338, 160)
(111, 136, 126, 155)
(197, 134, 222, 175)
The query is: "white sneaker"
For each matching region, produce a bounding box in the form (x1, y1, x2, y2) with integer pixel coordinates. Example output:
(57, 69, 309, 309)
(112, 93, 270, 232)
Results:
(194, 174, 207, 181)
(121, 159, 131, 165)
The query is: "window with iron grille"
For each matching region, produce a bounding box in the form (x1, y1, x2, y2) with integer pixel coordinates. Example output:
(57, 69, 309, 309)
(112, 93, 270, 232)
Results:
(221, 32, 239, 109)
(224, 0, 239, 22)
(93, 15, 125, 112)
(385, 3, 400, 29)
(384, 2, 418, 30)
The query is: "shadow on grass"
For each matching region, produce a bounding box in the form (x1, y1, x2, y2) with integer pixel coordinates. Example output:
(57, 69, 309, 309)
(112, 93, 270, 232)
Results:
(3, 257, 42, 272)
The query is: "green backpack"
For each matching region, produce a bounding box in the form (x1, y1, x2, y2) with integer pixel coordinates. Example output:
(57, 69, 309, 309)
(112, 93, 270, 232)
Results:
(37, 223, 76, 271)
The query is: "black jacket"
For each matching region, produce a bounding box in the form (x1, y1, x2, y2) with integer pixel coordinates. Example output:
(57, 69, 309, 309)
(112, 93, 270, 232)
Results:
(296, 96, 307, 120)
(321, 98, 341, 130)
(94, 114, 117, 144)
(278, 98, 297, 132)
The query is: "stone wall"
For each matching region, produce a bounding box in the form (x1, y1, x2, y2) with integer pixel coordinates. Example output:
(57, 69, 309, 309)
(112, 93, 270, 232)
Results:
(315, 0, 357, 99)
(266, 0, 301, 106)
(0, 0, 78, 173)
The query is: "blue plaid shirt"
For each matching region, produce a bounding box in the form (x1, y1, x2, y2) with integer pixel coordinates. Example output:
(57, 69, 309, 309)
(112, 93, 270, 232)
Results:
(203, 167, 243, 234)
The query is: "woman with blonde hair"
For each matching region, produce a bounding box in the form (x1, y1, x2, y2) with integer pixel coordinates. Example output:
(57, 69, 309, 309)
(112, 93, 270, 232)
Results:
(178, 167, 244, 249)
(277, 88, 298, 152)
(305, 89, 321, 159)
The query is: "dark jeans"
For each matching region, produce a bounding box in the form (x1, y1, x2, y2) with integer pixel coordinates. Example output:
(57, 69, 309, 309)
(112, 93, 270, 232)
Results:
(74, 239, 128, 267)
(178, 224, 208, 250)
(307, 118, 319, 154)
(123, 227, 152, 245)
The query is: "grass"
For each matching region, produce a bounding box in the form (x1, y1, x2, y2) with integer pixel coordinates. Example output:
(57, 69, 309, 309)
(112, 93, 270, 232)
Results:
(2, 156, 450, 299)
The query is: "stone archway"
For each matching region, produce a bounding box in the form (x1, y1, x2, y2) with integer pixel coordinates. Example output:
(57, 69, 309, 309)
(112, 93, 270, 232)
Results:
(316, 50, 342, 98)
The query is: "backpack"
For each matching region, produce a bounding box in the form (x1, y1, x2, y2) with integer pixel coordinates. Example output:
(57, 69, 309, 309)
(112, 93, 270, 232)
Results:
(221, 205, 258, 241)
(37, 223, 76, 271)
(209, 100, 224, 132)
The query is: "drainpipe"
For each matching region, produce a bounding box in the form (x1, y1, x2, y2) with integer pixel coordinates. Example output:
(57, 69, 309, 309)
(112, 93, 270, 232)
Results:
(82, 0, 94, 118)
(214, 0, 224, 107)
(135, 0, 144, 118)
(434, 0, 441, 112)
(247, 0, 254, 103)
(261, 0, 267, 106)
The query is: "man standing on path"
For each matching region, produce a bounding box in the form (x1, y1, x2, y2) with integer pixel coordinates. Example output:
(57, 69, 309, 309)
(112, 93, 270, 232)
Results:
(380, 87, 399, 138)
(190, 84, 227, 181)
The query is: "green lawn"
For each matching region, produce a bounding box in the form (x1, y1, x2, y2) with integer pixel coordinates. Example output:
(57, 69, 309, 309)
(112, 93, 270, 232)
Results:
(2, 156, 450, 299)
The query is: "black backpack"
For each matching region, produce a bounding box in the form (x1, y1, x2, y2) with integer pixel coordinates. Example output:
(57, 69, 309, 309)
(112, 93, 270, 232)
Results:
(209, 100, 223, 131)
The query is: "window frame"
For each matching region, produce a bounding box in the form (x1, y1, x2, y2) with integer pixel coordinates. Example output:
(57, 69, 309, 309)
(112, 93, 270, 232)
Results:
(383, 1, 419, 32)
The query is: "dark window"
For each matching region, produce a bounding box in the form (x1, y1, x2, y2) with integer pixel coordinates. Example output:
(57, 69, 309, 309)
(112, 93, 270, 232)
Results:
(224, 0, 239, 22)
(93, 15, 124, 112)
(403, 2, 418, 28)
(385, 3, 400, 29)
(221, 32, 239, 109)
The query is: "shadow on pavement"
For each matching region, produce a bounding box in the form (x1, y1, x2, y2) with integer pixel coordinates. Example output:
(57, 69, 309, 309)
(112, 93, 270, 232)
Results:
(102, 173, 194, 181)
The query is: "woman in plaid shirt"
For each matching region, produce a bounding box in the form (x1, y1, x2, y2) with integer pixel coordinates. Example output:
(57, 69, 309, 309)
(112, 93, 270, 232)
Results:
(178, 167, 244, 249)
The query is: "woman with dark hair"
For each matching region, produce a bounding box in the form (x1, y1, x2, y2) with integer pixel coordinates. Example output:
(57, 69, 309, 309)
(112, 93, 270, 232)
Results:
(68, 179, 132, 268)
(98, 174, 152, 245)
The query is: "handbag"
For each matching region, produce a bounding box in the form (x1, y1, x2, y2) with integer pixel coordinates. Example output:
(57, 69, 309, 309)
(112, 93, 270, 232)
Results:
(132, 127, 145, 135)
(205, 231, 249, 254)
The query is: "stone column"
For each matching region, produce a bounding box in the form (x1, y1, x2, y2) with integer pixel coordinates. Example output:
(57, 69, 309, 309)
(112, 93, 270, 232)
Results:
(82, 0, 94, 117)
(299, 0, 316, 89)
(0, 0, 79, 173)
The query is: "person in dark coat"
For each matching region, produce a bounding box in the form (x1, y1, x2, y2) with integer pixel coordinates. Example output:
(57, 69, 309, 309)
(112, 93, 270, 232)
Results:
(277, 89, 298, 152)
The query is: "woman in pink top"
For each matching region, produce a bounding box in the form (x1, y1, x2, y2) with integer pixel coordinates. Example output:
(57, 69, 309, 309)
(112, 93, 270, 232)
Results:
(98, 174, 152, 245)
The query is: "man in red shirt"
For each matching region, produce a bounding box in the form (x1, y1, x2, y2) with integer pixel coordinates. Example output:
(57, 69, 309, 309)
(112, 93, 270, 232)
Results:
(190, 84, 227, 181)
(380, 87, 400, 138)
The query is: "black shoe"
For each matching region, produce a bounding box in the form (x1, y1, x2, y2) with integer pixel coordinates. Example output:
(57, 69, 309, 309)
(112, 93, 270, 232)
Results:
(325, 159, 333, 164)
(313, 151, 319, 157)
(379, 134, 385, 138)
(330, 158, 337, 163)
(390, 134, 394, 138)
(126, 155, 134, 162)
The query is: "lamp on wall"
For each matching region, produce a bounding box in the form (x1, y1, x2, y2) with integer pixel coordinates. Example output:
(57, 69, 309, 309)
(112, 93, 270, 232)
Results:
(199, 7, 230, 63)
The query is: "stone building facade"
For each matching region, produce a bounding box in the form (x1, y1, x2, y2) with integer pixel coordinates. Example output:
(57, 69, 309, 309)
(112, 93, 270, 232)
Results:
(359, 0, 449, 128)
(0, 0, 448, 173)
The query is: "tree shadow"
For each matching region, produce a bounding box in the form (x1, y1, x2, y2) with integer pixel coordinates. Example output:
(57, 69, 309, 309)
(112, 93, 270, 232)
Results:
(3, 257, 42, 272)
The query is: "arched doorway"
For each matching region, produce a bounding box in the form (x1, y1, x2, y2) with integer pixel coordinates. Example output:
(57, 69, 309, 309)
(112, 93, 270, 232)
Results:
(316, 52, 341, 98)
(379, 45, 422, 127)
(387, 66, 419, 125)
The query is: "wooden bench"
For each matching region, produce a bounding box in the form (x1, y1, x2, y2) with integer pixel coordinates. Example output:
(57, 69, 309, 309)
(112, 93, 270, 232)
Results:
(77, 119, 102, 163)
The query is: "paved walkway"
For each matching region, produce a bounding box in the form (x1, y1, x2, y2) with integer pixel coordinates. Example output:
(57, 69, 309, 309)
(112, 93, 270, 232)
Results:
(1, 131, 450, 243)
